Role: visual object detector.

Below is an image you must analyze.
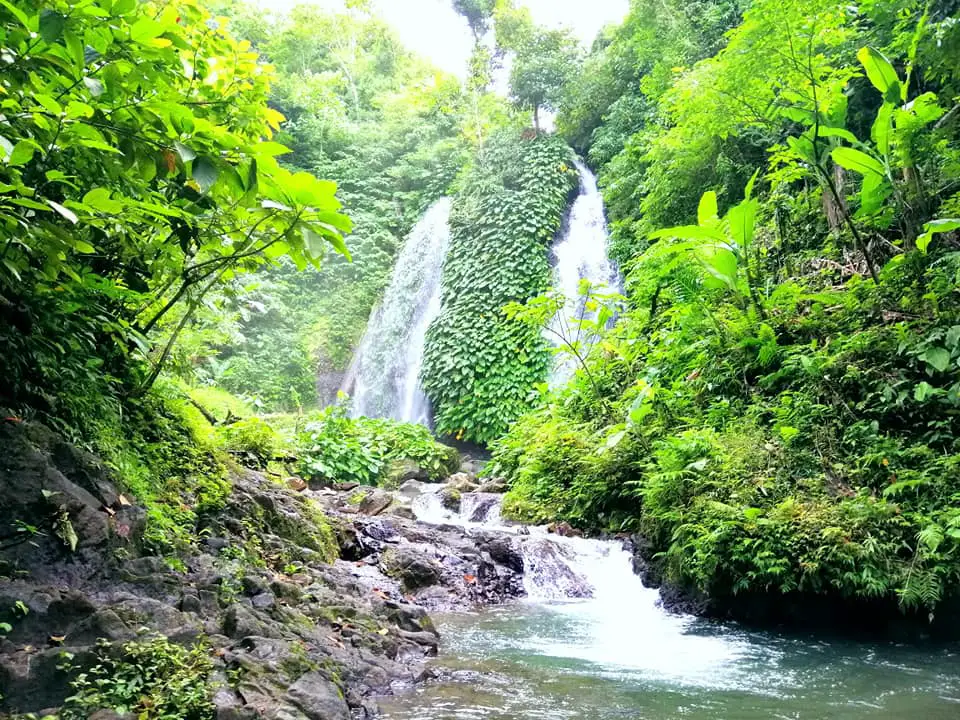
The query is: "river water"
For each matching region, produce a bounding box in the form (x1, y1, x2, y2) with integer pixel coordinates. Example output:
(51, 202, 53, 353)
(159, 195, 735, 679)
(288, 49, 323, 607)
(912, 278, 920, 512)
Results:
(378, 491, 960, 720)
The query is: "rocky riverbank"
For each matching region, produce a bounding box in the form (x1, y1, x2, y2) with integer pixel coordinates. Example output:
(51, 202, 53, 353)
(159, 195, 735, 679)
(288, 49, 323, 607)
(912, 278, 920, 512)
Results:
(0, 419, 524, 718)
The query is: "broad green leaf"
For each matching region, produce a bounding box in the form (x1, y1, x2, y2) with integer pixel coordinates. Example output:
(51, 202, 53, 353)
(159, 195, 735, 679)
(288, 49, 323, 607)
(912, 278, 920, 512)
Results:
(649, 224, 727, 243)
(130, 17, 165, 44)
(191, 157, 219, 193)
(39, 10, 67, 42)
(744, 168, 761, 201)
(859, 173, 892, 216)
(73, 240, 95, 253)
(922, 347, 952, 373)
(817, 126, 858, 143)
(47, 200, 78, 224)
(174, 141, 196, 163)
(697, 246, 739, 292)
(871, 103, 893, 156)
(0, 0, 29, 28)
(0, 136, 12, 161)
(65, 101, 94, 119)
(697, 191, 718, 227)
(252, 141, 292, 158)
(914, 381, 935, 402)
(917, 219, 960, 253)
(857, 46, 900, 96)
(728, 199, 757, 254)
(831, 146, 884, 177)
(82, 187, 123, 213)
(8, 140, 39, 166)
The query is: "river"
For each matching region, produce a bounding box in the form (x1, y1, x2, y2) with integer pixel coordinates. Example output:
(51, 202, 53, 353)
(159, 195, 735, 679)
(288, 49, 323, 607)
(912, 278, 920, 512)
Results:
(377, 491, 960, 720)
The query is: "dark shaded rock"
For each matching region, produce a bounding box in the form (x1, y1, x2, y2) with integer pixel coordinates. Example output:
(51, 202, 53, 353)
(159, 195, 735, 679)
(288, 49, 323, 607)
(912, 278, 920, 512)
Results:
(223, 604, 280, 639)
(287, 672, 350, 720)
(438, 487, 460, 512)
(479, 536, 523, 574)
(380, 548, 442, 591)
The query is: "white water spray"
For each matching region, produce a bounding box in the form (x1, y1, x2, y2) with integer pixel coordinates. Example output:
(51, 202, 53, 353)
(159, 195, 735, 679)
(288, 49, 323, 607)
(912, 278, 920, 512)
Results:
(345, 198, 451, 425)
(547, 160, 622, 386)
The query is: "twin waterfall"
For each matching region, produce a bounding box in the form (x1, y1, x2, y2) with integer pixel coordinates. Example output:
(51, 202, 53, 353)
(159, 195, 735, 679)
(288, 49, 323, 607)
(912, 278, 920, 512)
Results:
(343, 162, 618, 425)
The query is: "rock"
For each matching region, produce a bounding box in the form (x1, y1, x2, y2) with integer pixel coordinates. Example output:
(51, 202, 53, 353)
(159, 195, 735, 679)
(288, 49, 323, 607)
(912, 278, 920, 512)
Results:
(380, 548, 442, 591)
(357, 489, 393, 516)
(223, 604, 280, 639)
(477, 477, 508, 494)
(547, 521, 582, 537)
(287, 672, 350, 720)
(384, 459, 428, 488)
(286, 477, 307, 492)
(438, 487, 461, 512)
(251, 592, 276, 610)
(479, 536, 523, 574)
(445, 473, 478, 493)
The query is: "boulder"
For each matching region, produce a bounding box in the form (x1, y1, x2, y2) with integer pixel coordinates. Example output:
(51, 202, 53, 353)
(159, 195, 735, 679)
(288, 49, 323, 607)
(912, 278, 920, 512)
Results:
(438, 487, 461, 512)
(445, 473, 478, 493)
(357, 489, 393, 516)
(380, 548, 442, 591)
(383, 459, 428, 488)
(477, 477, 508, 494)
(286, 672, 350, 720)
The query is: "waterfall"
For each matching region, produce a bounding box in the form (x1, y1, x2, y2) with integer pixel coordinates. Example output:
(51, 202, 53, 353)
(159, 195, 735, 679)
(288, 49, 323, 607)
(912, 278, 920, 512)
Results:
(547, 160, 622, 386)
(346, 198, 452, 425)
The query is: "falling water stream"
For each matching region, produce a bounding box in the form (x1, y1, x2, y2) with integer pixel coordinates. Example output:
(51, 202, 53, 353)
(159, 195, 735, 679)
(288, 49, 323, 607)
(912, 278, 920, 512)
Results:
(346, 198, 451, 425)
(378, 489, 960, 719)
(547, 160, 622, 386)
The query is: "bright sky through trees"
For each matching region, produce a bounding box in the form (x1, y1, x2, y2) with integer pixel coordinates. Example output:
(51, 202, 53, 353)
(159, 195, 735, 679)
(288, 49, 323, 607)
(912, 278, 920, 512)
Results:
(264, 0, 629, 75)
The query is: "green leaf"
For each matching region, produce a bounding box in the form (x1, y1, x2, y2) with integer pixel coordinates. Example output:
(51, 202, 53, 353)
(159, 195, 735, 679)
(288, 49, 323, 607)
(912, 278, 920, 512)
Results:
(82, 187, 123, 213)
(8, 140, 38, 167)
(857, 46, 900, 96)
(922, 347, 951, 373)
(727, 199, 757, 254)
(174, 141, 196, 163)
(252, 141, 292, 158)
(191, 157, 219, 193)
(0, 136, 12, 161)
(649, 224, 727, 243)
(871, 103, 893, 156)
(39, 10, 67, 42)
(859, 173, 892, 216)
(817, 126, 858, 143)
(0, 0, 29, 28)
(917, 219, 960, 253)
(130, 17, 165, 44)
(47, 200, 78, 224)
(831, 147, 885, 177)
(73, 240, 95, 253)
(697, 191, 719, 227)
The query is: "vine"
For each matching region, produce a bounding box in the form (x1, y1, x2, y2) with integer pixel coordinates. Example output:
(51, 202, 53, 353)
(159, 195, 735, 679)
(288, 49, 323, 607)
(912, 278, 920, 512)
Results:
(421, 131, 577, 444)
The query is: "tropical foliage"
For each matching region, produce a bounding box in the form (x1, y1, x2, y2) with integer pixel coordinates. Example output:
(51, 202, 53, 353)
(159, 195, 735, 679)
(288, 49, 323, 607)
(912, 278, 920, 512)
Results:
(421, 131, 578, 443)
(495, 0, 960, 620)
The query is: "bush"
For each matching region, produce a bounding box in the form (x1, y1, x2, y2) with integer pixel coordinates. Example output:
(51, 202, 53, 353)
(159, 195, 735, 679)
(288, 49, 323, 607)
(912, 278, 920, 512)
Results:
(217, 417, 279, 467)
(297, 406, 458, 486)
(60, 635, 215, 720)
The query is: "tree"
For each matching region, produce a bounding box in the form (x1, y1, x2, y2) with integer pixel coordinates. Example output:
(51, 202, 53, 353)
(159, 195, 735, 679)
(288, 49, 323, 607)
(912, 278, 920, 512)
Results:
(0, 0, 350, 412)
(508, 28, 581, 133)
(453, 0, 496, 41)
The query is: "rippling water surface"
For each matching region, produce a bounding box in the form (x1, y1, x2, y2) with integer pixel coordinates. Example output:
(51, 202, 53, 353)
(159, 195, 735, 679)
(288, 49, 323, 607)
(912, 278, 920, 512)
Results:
(377, 533, 960, 720)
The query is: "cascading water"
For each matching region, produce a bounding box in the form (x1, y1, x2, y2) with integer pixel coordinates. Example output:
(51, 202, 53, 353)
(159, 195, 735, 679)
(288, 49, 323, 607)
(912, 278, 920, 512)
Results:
(546, 160, 622, 386)
(345, 198, 451, 425)
(382, 486, 960, 719)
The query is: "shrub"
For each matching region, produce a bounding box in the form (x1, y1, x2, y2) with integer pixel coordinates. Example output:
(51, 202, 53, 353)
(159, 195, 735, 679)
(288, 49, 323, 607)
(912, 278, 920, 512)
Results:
(297, 407, 458, 485)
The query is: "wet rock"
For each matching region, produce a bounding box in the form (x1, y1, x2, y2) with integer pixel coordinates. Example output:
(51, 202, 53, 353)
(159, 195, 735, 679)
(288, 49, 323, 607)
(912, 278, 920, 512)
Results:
(547, 521, 582, 537)
(287, 672, 350, 720)
(358, 489, 393, 516)
(438, 487, 461, 512)
(380, 548, 442, 591)
(445, 473, 478, 493)
(477, 477, 508, 494)
(479, 536, 523, 574)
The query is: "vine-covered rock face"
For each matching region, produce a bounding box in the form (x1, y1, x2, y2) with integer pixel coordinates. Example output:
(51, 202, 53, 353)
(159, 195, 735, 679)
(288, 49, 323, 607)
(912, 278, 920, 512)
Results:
(421, 131, 578, 445)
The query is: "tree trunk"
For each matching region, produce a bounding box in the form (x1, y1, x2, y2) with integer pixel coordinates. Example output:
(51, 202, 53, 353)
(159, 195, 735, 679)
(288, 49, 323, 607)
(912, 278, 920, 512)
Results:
(533, 105, 540, 136)
(822, 162, 847, 232)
